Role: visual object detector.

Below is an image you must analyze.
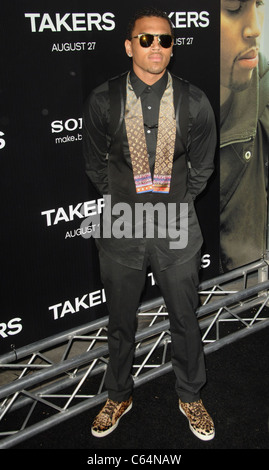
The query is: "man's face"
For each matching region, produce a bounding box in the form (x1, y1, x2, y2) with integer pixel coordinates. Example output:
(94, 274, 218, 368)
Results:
(125, 16, 173, 84)
(221, 0, 265, 93)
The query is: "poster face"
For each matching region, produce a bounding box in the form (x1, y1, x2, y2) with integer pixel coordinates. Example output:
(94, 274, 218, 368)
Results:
(219, 0, 269, 271)
(0, 1, 219, 353)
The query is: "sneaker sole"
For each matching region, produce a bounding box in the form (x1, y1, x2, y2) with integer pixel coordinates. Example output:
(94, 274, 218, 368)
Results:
(179, 404, 215, 441)
(91, 402, 132, 438)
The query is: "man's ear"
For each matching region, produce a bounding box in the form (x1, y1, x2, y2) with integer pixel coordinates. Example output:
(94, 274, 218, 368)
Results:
(125, 39, 132, 57)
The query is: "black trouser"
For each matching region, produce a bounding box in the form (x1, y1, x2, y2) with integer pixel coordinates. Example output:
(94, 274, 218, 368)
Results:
(99, 245, 206, 403)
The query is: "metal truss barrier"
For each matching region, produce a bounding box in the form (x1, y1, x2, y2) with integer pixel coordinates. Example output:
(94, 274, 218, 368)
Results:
(0, 258, 269, 448)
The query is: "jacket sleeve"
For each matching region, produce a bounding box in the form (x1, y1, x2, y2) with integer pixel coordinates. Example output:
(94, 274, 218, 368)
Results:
(187, 89, 217, 200)
(83, 85, 110, 196)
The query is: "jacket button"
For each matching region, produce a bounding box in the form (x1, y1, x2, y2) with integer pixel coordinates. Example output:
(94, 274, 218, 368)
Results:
(244, 150, 252, 160)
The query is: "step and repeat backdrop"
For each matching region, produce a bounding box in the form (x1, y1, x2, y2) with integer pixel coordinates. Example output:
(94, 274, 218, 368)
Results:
(1, 0, 221, 354)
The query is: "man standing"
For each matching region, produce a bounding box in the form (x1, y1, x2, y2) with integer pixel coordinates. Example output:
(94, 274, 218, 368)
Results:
(83, 7, 216, 441)
(220, 0, 269, 271)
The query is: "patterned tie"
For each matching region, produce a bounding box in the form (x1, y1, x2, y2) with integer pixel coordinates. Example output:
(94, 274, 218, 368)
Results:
(125, 72, 176, 194)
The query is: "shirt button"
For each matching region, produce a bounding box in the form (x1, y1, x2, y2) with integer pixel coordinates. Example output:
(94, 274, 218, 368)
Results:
(148, 106, 152, 110)
(147, 129, 151, 134)
(244, 151, 252, 160)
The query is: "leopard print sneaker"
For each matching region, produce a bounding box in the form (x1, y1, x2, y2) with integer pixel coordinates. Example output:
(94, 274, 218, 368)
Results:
(179, 399, 215, 441)
(91, 397, 132, 437)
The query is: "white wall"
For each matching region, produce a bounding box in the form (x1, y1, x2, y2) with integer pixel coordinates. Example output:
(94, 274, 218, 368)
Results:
(261, 2, 269, 57)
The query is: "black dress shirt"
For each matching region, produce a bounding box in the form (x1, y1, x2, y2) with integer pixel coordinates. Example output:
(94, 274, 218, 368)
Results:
(129, 70, 168, 174)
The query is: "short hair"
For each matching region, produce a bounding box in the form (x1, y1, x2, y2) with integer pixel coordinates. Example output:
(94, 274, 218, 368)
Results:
(126, 7, 174, 40)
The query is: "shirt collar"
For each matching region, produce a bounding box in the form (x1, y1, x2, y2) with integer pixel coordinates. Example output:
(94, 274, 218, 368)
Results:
(130, 69, 168, 99)
(220, 66, 258, 146)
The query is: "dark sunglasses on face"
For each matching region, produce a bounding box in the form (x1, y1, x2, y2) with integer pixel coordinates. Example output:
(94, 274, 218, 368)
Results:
(132, 33, 173, 48)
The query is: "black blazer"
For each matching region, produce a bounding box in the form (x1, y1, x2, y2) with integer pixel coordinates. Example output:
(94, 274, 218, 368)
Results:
(83, 71, 216, 270)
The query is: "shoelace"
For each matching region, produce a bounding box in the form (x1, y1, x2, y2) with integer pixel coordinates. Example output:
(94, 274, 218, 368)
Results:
(97, 400, 120, 426)
(188, 401, 204, 416)
(184, 401, 213, 428)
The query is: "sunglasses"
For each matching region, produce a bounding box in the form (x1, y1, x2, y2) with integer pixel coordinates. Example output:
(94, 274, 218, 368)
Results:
(132, 33, 173, 49)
